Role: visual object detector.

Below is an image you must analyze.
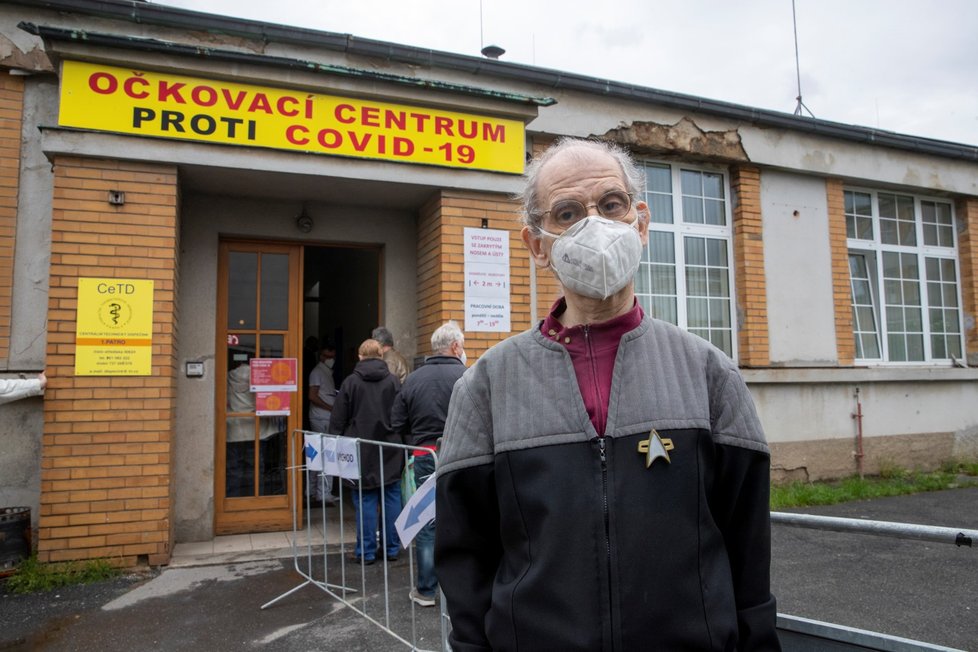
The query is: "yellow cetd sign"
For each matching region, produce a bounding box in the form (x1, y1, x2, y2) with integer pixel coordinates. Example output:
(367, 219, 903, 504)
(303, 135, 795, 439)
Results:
(59, 60, 525, 174)
(75, 278, 154, 376)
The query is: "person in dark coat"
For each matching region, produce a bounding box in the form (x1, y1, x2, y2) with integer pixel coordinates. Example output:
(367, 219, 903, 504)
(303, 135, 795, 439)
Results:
(329, 338, 403, 564)
(391, 320, 467, 606)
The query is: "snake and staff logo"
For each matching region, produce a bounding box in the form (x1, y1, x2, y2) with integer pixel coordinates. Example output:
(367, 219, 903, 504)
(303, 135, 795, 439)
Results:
(97, 297, 133, 329)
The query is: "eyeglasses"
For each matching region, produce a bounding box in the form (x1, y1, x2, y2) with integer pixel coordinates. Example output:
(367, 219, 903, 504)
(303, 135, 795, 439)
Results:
(537, 190, 633, 229)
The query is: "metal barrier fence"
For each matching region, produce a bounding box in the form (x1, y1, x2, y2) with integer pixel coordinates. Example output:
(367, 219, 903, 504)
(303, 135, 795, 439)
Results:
(771, 510, 975, 651)
(261, 430, 450, 652)
(771, 511, 977, 549)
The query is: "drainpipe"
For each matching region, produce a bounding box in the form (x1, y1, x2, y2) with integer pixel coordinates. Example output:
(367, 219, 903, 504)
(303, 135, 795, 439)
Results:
(851, 386, 864, 477)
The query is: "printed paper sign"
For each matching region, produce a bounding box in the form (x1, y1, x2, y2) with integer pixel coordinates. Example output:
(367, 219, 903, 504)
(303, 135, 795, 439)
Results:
(335, 437, 361, 480)
(304, 434, 324, 472)
(395, 472, 437, 547)
(74, 278, 154, 376)
(255, 391, 290, 416)
(249, 358, 298, 392)
(464, 228, 511, 332)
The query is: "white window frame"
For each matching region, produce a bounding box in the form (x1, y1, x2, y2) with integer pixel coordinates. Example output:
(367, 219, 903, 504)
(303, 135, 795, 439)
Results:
(635, 161, 738, 360)
(844, 186, 964, 365)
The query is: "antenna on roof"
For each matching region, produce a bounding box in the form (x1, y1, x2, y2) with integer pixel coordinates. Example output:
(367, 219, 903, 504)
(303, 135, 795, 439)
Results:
(792, 0, 815, 117)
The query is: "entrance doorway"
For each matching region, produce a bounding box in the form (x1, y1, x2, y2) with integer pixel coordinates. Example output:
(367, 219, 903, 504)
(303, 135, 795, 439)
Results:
(215, 239, 380, 535)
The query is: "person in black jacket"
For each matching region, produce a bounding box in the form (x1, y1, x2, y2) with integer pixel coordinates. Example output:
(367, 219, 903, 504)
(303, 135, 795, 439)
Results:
(391, 320, 466, 606)
(329, 338, 403, 564)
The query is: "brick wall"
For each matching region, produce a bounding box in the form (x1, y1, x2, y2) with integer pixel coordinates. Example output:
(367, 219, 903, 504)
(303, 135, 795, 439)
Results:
(416, 191, 529, 360)
(957, 197, 978, 362)
(0, 74, 24, 365)
(38, 156, 178, 565)
(826, 178, 855, 365)
(730, 166, 770, 366)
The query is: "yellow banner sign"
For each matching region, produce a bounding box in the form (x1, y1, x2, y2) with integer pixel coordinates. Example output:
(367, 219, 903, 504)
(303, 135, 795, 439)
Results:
(59, 60, 525, 174)
(75, 278, 154, 376)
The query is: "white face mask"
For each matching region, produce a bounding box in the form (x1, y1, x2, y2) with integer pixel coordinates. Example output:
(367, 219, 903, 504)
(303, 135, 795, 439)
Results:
(538, 215, 643, 300)
(322, 358, 335, 370)
(459, 349, 467, 366)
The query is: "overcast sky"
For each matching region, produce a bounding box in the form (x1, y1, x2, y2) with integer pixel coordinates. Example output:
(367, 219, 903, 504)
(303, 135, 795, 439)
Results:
(158, 0, 978, 146)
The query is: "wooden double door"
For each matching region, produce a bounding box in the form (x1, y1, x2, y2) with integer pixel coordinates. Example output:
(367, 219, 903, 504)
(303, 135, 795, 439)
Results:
(214, 239, 382, 535)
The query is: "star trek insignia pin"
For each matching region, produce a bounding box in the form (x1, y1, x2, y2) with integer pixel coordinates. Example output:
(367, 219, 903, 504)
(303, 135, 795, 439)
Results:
(637, 429, 674, 469)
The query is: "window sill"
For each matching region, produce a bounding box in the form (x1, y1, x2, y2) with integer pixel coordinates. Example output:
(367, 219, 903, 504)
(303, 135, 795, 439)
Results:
(741, 366, 978, 384)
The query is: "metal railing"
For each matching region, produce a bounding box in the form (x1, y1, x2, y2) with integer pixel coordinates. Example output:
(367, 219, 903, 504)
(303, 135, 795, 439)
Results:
(261, 430, 448, 652)
(771, 511, 976, 549)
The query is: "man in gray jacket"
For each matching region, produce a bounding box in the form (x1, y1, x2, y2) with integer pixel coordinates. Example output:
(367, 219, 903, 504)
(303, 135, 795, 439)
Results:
(436, 139, 779, 651)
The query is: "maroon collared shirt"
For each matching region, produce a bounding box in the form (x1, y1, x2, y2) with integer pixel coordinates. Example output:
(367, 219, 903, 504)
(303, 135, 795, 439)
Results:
(540, 297, 644, 436)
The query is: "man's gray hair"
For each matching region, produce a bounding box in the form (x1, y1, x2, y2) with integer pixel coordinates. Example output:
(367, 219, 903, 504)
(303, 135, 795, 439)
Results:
(431, 321, 463, 355)
(517, 138, 644, 233)
(371, 326, 394, 347)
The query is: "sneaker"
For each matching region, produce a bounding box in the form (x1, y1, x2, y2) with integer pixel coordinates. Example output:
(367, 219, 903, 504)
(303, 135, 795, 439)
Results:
(409, 588, 436, 607)
(349, 555, 375, 566)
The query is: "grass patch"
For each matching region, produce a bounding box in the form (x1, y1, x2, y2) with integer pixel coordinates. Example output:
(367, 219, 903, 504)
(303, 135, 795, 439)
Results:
(4, 554, 120, 594)
(771, 462, 978, 510)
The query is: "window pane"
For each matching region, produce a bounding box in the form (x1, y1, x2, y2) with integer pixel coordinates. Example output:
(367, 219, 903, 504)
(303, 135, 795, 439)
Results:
(943, 284, 958, 308)
(260, 334, 285, 358)
(683, 196, 704, 224)
(687, 267, 708, 296)
(706, 238, 728, 267)
(651, 265, 676, 295)
(685, 237, 706, 265)
(905, 307, 922, 331)
(650, 194, 674, 224)
(651, 231, 675, 263)
(703, 173, 723, 199)
(888, 334, 906, 362)
(852, 279, 872, 305)
(707, 268, 726, 296)
(646, 165, 671, 193)
(923, 224, 938, 247)
(861, 333, 881, 359)
(652, 296, 677, 324)
(688, 298, 709, 327)
(681, 170, 701, 195)
(635, 263, 651, 294)
(228, 251, 257, 329)
(880, 219, 898, 245)
(906, 334, 924, 361)
(710, 299, 731, 328)
(225, 432, 255, 498)
(258, 419, 287, 496)
(884, 280, 902, 304)
(704, 199, 725, 226)
(931, 335, 947, 359)
(260, 253, 289, 330)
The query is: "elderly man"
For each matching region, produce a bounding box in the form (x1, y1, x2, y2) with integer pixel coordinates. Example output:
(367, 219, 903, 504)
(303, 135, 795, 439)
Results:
(372, 326, 410, 384)
(391, 320, 466, 607)
(436, 138, 780, 650)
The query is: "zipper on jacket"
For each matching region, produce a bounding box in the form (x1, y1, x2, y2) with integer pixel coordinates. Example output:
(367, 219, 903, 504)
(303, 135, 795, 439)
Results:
(597, 436, 615, 650)
(583, 325, 607, 435)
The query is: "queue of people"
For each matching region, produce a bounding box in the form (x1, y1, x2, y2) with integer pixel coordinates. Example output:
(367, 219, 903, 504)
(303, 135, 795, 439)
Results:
(307, 322, 464, 606)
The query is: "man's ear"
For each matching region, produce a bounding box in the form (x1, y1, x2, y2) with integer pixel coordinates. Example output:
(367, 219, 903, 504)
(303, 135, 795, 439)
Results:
(635, 201, 651, 246)
(521, 226, 551, 269)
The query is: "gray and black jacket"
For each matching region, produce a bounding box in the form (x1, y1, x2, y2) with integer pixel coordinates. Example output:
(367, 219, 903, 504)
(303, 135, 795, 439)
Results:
(435, 316, 780, 651)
